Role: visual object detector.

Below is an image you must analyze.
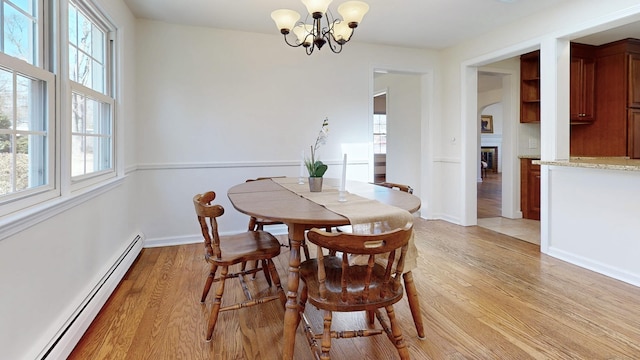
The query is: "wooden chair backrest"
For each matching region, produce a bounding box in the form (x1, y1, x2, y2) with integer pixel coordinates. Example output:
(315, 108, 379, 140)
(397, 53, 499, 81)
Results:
(306, 223, 413, 302)
(193, 191, 225, 260)
(375, 182, 413, 194)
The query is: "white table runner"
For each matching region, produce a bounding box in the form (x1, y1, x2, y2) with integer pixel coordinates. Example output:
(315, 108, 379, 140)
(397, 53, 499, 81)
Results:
(273, 177, 417, 271)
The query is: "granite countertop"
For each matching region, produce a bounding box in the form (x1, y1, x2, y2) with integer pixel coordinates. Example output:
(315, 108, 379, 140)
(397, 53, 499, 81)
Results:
(534, 157, 640, 171)
(518, 154, 541, 159)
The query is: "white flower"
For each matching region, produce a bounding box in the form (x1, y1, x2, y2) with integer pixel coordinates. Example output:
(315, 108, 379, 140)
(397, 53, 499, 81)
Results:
(305, 117, 329, 177)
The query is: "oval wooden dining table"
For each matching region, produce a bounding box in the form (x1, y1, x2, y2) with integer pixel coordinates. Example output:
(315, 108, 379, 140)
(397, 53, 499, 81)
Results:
(227, 177, 421, 360)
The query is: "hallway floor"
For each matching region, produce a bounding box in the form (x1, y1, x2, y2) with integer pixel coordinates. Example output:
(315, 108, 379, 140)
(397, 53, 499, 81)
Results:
(477, 171, 540, 245)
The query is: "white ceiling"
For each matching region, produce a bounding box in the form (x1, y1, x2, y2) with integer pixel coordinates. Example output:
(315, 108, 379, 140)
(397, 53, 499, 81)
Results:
(123, 0, 596, 50)
(123, 0, 640, 93)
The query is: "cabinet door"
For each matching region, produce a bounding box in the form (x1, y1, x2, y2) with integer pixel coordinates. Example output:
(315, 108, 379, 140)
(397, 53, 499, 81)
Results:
(528, 164, 541, 220)
(520, 159, 541, 220)
(628, 53, 640, 108)
(628, 109, 640, 158)
(570, 57, 595, 122)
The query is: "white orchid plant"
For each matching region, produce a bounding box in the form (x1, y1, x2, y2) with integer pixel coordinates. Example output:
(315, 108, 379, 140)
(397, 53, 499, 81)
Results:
(305, 118, 329, 177)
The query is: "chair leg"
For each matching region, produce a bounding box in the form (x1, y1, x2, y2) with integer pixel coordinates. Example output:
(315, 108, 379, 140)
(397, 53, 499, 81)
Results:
(321, 310, 332, 360)
(206, 266, 228, 341)
(367, 310, 375, 325)
(200, 264, 218, 303)
(251, 260, 260, 279)
(266, 259, 286, 306)
(248, 217, 258, 231)
(385, 305, 410, 360)
(403, 271, 426, 339)
(262, 259, 272, 286)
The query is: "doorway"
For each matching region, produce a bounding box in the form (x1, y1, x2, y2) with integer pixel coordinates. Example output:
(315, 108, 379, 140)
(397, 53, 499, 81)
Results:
(372, 70, 425, 197)
(476, 68, 540, 245)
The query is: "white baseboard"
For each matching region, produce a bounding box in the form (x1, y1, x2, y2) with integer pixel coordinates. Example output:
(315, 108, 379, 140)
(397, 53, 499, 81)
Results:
(547, 247, 640, 287)
(37, 234, 144, 359)
(144, 225, 290, 248)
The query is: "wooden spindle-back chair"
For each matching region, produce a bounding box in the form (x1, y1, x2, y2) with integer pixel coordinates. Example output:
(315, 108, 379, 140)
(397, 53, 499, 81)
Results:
(194, 191, 286, 341)
(299, 224, 414, 360)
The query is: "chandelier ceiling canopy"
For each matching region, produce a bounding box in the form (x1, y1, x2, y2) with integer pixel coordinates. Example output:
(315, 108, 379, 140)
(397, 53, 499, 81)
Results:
(271, 0, 369, 55)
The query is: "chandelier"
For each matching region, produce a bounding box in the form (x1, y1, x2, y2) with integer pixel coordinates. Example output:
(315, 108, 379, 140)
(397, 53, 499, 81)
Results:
(270, 0, 369, 55)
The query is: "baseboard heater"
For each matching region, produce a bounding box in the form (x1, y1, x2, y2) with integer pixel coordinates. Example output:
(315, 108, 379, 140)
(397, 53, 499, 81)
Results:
(38, 234, 144, 360)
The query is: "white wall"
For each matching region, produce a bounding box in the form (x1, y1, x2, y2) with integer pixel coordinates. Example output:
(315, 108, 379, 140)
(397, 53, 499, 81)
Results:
(134, 20, 438, 240)
(0, 1, 138, 359)
(547, 166, 640, 285)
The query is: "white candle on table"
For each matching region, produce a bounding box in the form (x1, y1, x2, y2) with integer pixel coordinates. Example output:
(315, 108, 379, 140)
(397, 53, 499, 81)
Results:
(340, 153, 347, 191)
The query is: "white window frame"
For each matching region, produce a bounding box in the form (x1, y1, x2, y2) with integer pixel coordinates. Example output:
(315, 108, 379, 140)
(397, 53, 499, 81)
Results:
(0, 51, 56, 215)
(66, 0, 116, 191)
(0, 0, 58, 216)
(0, 0, 121, 225)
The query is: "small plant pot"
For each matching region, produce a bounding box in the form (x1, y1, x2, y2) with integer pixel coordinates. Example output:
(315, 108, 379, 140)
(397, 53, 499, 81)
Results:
(308, 177, 323, 192)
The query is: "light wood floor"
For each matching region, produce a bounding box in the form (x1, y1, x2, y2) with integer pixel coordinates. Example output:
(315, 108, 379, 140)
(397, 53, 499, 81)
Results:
(477, 171, 502, 219)
(68, 219, 640, 359)
(477, 172, 541, 245)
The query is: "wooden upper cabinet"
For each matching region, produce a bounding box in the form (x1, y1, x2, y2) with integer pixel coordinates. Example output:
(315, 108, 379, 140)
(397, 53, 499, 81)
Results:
(628, 53, 640, 108)
(570, 39, 640, 157)
(570, 44, 596, 123)
(520, 50, 540, 123)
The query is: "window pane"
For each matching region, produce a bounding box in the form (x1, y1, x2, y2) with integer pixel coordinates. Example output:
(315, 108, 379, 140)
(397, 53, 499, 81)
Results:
(92, 60, 103, 93)
(71, 92, 84, 132)
(77, 50, 91, 87)
(68, 4, 77, 45)
(20, 133, 46, 190)
(85, 96, 94, 134)
(10, 0, 34, 13)
(0, 112, 11, 154)
(91, 25, 104, 61)
(70, 91, 112, 177)
(71, 134, 85, 176)
(69, 46, 78, 82)
(0, 139, 15, 195)
(77, 11, 92, 53)
(88, 135, 110, 171)
(0, 61, 50, 200)
(0, 133, 47, 195)
(373, 134, 386, 154)
(16, 74, 32, 129)
(0, 67, 14, 129)
(3, 2, 36, 64)
(373, 114, 387, 154)
(68, 2, 108, 95)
